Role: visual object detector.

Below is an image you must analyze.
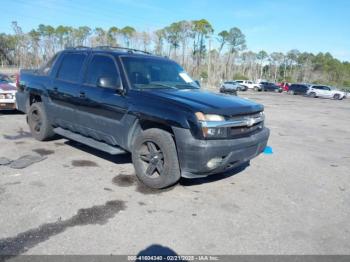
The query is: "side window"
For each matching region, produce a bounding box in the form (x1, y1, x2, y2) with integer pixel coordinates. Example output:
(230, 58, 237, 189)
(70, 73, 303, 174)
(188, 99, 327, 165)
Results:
(56, 53, 86, 82)
(85, 55, 120, 87)
(41, 53, 58, 75)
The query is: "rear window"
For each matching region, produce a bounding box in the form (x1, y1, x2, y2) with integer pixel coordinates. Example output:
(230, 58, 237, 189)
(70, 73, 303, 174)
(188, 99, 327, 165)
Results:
(56, 53, 87, 82)
(40, 54, 58, 75)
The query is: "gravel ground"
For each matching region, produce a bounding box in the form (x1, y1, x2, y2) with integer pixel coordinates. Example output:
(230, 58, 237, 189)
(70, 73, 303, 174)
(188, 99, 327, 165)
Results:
(0, 91, 349, 256)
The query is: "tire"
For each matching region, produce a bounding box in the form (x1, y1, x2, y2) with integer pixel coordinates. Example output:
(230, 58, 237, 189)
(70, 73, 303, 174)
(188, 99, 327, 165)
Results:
(27, 102, 55, 141)
(309, 92, 317, 98)
(132, 128, 181, 189)
(254, 86, 259, 92)
(333, 94, 340, 100)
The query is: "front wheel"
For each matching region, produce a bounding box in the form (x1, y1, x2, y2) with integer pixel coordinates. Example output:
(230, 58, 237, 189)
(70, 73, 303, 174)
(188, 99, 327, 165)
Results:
(132, 128, 181, 189)
(27, 102, 55, 141)
(333, 94, 341, 100)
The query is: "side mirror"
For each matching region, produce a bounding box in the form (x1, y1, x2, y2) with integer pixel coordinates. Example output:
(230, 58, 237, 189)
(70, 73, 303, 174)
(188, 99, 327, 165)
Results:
(97, 76, 123, 92)
(194, 80, 201, 87)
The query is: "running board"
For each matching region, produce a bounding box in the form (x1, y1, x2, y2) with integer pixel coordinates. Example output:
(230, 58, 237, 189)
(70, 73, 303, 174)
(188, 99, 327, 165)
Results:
(54, 127, 126, 155)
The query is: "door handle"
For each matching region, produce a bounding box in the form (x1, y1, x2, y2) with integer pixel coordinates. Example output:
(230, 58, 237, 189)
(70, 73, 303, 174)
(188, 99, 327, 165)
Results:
(79, 92, 86, 98)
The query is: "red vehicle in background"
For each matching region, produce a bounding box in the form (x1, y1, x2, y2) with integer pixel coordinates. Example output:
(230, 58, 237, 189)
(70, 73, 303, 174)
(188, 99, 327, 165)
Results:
(277, 82, 290, 91)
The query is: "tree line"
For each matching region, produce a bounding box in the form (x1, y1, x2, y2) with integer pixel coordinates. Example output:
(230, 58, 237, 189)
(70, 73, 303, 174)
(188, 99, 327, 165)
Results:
(1, 20, 350, 88)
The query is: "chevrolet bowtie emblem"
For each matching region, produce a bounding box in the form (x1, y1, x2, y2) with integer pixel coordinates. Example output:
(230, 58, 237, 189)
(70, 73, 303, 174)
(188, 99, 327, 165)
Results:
(245, 118, 255, 127)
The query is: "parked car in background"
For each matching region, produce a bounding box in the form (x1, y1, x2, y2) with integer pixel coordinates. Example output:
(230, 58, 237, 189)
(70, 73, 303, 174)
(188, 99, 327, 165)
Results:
(259, 82, 283, 92)
(235, 80, 260, 90)
(277, 82, 290, 92)
(307, 85, 346, 100)
(0, 82, 17, 110)
(219, 81, 241, 94)
(0, 73, 16, 87)
(288, 84, 310, 95)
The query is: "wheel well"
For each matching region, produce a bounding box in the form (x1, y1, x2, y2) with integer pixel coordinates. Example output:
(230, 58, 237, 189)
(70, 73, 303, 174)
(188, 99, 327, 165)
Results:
(29, 93, 42, 105)
(127, 119, 176, 151)
(139, 120, 174, 135)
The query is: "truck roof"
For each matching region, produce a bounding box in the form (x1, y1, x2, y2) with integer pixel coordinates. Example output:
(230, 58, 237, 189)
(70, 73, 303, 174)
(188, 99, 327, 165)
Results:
(62, 46, 165, 59)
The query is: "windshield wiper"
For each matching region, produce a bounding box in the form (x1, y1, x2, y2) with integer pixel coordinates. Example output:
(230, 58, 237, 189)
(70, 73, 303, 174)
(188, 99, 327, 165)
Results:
(150, 83, 177, 89)
(175, 84, 199, 89)
(136, 83, 177, 89)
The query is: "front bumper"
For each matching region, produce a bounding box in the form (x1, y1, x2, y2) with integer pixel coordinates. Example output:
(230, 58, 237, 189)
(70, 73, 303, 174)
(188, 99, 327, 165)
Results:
(0, 101, 16, 110)
(173, 127, 270, 178)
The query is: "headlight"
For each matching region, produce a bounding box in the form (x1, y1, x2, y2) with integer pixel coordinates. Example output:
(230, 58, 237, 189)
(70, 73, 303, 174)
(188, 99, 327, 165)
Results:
(0, 94, 13, 99)
(195, 112, 227, 138)
(195, 112, 225, 122)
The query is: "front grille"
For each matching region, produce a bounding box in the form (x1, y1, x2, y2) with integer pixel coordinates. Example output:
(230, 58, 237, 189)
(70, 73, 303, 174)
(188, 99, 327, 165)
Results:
(228, 112, 264, 138)
(228, 112, 263, 121)
(229, 122, 264, 138)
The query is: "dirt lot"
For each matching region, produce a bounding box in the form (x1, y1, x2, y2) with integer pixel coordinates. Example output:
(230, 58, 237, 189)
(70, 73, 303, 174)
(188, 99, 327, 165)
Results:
(0, 91, 349, 256)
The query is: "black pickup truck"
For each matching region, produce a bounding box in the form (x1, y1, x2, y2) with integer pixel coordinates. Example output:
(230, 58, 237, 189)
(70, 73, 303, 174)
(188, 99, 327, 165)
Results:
(16, 47, 269, 189)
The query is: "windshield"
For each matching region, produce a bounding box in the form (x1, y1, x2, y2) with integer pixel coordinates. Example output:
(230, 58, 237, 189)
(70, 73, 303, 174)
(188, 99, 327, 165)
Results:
(121, 56, 199, 90)
(0, 75, 10, 83)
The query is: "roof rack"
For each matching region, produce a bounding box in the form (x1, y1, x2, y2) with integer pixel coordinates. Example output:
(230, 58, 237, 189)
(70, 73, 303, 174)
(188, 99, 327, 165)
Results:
(65, 46, 91, 50)
(94, 46, 152, 55)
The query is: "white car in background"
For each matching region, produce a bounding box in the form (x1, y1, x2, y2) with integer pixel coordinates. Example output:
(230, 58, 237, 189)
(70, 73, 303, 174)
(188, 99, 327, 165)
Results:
(235, 80, 261, 90)
(0, 73, 16, 87)
(307, 85, 346, 100)
(0, 82, 17, 110)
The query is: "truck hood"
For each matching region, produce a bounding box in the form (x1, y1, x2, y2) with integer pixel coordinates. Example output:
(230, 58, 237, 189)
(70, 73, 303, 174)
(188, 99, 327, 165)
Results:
(0, 83, 16, 93)
(144, 89, 264, 116)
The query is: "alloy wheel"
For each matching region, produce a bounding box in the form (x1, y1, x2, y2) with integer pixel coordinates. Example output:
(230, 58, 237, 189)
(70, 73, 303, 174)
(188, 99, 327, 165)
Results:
(139, 141, 164, 178)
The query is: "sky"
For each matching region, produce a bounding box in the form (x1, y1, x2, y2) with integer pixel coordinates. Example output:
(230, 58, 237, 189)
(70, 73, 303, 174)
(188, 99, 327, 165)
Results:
(1, 0, 350, 61)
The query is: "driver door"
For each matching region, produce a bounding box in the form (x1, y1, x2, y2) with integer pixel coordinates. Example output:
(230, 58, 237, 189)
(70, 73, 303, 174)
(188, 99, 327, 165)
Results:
(79, 54, 128, 146)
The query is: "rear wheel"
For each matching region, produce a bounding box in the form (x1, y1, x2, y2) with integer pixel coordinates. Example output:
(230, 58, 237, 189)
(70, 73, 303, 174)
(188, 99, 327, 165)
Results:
(27, 102, 55, 141)
(132, 128, 181, 189)
(309, 92, 317, 98)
